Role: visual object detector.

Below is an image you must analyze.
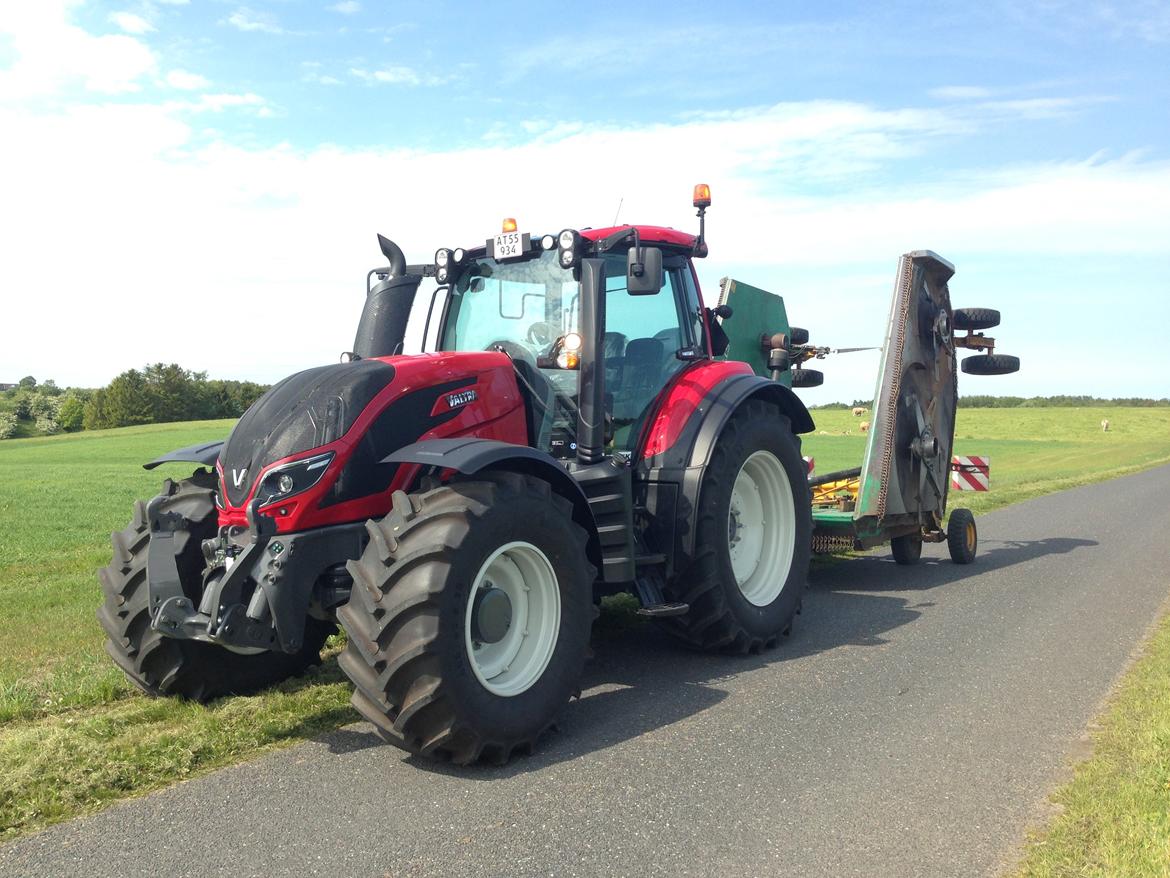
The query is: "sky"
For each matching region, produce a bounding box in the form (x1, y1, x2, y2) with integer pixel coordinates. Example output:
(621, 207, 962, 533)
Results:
(1, 0, 1168, 404)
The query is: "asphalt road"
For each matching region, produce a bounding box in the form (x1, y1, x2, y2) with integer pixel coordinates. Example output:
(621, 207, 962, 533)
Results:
(5, 466, 1169, 878)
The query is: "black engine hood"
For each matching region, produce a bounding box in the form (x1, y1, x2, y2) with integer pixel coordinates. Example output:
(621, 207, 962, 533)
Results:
(220, 359, 395, 506)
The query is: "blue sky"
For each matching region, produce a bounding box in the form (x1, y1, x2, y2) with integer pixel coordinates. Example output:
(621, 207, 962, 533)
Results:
(1, 1, 1168, 401)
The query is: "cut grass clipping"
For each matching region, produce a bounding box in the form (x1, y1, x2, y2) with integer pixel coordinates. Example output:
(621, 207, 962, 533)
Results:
(1, 408, 1169, 842)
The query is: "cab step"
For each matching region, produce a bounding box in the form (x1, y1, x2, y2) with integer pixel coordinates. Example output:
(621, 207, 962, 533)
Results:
(636, 602, 690, 618)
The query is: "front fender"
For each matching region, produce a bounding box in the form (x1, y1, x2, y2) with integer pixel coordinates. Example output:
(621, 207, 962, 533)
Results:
(143, 440, 224, 471)
(384, 438, 602, 574)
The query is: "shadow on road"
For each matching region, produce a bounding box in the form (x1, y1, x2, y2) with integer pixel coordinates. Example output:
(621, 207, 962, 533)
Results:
(815, 536, 1099, 594)
(318, 534, 1098, 775)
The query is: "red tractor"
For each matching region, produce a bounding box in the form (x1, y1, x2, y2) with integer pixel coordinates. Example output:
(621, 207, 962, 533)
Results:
(98, 186, 814, 763)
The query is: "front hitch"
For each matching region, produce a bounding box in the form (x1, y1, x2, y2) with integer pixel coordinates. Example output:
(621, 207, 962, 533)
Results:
(147, 498, 366, 654)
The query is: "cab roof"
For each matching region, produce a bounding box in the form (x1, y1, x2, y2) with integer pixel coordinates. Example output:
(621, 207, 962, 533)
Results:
(581, 225, 697, 249)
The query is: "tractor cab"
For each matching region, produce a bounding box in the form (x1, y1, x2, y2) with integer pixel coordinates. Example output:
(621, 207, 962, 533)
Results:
(430, 226, 707, 457)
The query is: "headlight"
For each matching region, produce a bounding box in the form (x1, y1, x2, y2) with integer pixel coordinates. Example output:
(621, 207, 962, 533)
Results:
(435, 248, 450, 268)
(257, 452, 335, 506)
(540, 234, 556, 251)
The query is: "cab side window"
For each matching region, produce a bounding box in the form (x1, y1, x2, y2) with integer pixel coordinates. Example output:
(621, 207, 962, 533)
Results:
(603, 256, 690, 449)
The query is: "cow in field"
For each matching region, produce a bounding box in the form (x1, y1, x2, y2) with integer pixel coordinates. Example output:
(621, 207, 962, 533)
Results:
(860, 421, 870, 434)
(852, 406, 867, 416)
(1101, 418, 1110, 432)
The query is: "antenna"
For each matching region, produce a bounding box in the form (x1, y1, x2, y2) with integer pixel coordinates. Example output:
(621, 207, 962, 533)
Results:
(612, 197, 624, 226)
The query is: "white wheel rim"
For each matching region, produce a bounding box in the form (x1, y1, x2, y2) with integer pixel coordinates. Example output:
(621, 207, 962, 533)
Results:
(727, 450, 796, 606)
(464, 541, 560, 697)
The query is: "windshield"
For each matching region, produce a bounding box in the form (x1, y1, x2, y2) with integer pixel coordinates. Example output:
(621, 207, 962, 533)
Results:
(441, 249, 577, 357)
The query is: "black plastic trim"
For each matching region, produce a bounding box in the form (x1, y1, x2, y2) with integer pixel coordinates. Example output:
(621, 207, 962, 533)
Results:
(143, 440, 224, 470)
(385, 437, 603, 578)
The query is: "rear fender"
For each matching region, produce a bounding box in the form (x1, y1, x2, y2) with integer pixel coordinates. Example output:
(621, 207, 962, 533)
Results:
(638, 372, 814, 573)
(385, 438, 602, 576)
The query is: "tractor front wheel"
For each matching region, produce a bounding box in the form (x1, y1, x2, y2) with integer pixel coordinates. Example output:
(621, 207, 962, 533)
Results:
(97, 471, 332, 701)
(337, 472, 593, 764)
(660, 401, 811, 654)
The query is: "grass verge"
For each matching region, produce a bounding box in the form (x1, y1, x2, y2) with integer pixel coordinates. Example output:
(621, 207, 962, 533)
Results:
(1013, 609, 1170, 876)
(1, 409, 1169, 843)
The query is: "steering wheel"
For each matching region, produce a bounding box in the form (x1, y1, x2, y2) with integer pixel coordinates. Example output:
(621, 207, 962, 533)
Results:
(526, 321, 558, 347)
(485, 339, 537, 367)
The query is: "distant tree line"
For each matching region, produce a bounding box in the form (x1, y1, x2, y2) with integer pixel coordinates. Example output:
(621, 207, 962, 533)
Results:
(809, 396, 1170, 412)
(958, 395, 1170, 408)
(0, 367, 269, 439)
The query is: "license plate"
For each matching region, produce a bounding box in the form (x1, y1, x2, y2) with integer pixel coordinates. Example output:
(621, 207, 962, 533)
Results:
(491, 230, 529, 260)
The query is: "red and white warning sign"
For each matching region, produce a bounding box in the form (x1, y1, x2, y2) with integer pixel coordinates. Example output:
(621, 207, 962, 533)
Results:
(950, 455, 990, 491)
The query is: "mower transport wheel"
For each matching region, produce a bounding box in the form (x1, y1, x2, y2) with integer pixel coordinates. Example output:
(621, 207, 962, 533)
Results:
(337, 472, 594, 764)
(890, 533, 923, 565)
(947, 508, 978, 564)
(790, 368, 824, 389)
(659, 401, 811, 654)
(961, 354, 1020, 376)
(952, 307, 1000, 331)
(97, 470, 332, 702)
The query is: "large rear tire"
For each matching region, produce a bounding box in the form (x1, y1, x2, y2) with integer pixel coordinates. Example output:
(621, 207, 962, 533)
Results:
(659, 401, 811, 654)
(337, 472, 594, 764)
(97, 471, 332, 701)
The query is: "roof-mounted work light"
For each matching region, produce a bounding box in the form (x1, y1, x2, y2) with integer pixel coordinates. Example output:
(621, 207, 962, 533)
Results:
(557, 228, 582, 269)
(434, 247, 466, 284)
(692, 182, 711, 257)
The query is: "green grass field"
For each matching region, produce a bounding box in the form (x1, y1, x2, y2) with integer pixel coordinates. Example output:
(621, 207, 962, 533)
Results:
(1, 408, 1169, 846)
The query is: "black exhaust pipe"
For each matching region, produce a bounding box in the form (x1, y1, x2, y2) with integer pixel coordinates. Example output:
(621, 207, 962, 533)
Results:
(577, 257, 606, 465)
(352, 235, 420, 359)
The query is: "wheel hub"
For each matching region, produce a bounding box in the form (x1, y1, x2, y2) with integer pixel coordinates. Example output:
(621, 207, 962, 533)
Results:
(464, 541, 561, 697)
(471, 584, 512, 645)
(727, 450, 797, 607)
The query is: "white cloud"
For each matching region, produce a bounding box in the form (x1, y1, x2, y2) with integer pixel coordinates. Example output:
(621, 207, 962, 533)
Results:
(225, 7, 283, 34)
(108, 11, 154, 35)
(329, 1, 361, 13)
(1, 95, 1167, 400)
(165, 69, 210, 90)
(173, 92, 268, 113)
(350, 66, 448, 87)
(0, 3, 156, 98)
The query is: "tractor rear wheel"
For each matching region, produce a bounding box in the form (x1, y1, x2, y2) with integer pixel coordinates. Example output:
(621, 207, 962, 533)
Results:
(660, 401, 811, 654)
(337, 472, 593, 764)
(97, 471, 332, 701)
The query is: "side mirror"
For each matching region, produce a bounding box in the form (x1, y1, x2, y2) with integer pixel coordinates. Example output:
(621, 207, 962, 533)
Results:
(626, 246, 663, 295)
